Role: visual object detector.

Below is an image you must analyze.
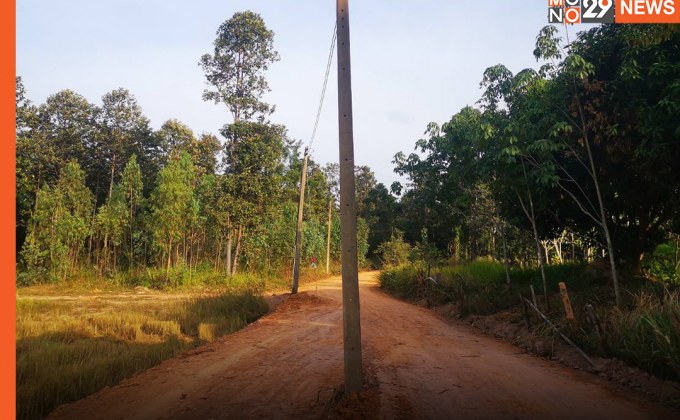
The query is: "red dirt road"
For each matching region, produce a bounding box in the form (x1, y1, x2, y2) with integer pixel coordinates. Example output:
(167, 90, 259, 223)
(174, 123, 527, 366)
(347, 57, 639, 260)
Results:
(50, 272, 677, 419)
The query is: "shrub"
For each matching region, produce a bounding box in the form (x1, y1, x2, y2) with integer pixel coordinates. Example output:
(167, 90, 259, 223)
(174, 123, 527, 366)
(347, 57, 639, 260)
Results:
(645, 242, 680, 285)
(376, 230, 411, 268)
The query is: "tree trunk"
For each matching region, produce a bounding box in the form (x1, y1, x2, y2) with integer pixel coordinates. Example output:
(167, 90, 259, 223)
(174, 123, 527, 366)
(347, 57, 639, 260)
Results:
(675, 235, 680, 277)
(553, 238, 563, 264)
(215, 235, 223, 271)
(502, 228, 512, 292)
(128, 179, 137, 269)
(88, 175, 100, 267)
(575, 87, 620, 306)
(166, 237, 173, 281)
(226, 232, 232, 275)
(231, 225, 244, 277)
(531, 215, 549, 311)
(326, 198, 332, 274)
(517, 181, 550, 312)
(102, 234, 109, 272)
(183, 233, 188, 263)
(188, 231, 193, 281)
(108, 153, 116, 200)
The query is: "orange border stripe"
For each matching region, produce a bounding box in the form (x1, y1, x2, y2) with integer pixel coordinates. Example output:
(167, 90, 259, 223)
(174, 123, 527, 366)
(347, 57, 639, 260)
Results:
(2, 0, 17, 418)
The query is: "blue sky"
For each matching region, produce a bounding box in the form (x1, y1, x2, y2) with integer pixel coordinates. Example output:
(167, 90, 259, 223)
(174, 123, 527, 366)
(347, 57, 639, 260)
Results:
(17, 1, 580, 187)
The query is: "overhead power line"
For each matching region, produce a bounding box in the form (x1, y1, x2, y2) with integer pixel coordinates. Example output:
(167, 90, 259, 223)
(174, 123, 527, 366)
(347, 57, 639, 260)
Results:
(308, 23, 337, 150)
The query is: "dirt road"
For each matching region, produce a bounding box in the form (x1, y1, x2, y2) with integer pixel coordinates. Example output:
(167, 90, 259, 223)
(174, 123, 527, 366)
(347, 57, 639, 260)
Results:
(50, 272, 676, 419)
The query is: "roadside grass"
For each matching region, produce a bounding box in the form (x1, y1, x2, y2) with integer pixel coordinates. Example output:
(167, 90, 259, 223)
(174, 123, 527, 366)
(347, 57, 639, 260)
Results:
(18, 264, 330, 296)
(571, 289, 680, 380)
(16, 265, 336, 420)
(16, 291, 269, 420)
(379, 260, 680, 381)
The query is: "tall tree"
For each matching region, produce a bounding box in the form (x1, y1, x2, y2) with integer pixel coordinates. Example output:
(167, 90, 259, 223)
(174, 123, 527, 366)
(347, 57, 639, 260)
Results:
(96, 88, 153, 201)
(193, 133, 222, 176)
(221, 121, 285, 275)
(15, 77, 41, 250)
(199, 11, 280, 122)
(95, 184, 128, 272)
(22, 161, 94, 281)
(120, 155, 144, 267)
(362, 183, 397, 257)
(156, 118, 197, 163)
(149, 153, 196, 280)
(16, 88, 97, 235)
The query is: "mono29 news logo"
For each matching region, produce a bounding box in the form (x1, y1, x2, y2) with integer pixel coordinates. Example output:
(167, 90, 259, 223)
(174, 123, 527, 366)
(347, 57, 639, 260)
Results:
(548, 0, 680, 23)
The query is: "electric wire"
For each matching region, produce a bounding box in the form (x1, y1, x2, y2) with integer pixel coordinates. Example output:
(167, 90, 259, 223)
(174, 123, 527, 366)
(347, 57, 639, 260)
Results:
(308, 23, 337, 151)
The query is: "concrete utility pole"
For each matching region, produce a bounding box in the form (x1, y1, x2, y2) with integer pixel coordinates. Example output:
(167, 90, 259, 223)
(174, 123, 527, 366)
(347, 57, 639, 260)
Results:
(336, 0, 363, 395)
(291, 149, 309, 294)
(326, 197, 332, 274)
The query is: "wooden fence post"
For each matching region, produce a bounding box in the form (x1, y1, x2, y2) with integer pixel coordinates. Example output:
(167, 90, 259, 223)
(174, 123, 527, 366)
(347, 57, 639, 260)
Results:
(558, 282, 575, 320)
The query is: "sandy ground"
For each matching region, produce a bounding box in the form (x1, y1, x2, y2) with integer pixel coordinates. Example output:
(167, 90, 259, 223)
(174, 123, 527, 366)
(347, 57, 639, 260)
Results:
(49, 272, 678, 419)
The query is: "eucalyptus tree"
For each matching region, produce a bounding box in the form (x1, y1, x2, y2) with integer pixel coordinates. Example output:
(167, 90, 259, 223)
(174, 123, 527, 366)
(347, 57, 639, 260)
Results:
(200, 11, 283, 275)
(221, 121, 286, 276)
(149, 153, 196, 280)
(354, 166, 377, 218)
(322, 163, 341, 203)
(156, 119, 197, 163)
(15, 77, 41, 249)
(199, 10, 280, 122)
(119, 155, 144, 267)
(303, 161, 332, 224)
(22, 161, 94, 281)
(17, 89, 97, 225)
(193, 133, 222, 176)
(97, 88, 153, 201)
(38, 91, 96, 172)
(16, 87, 98, 268)
(95, 184, 127, 272)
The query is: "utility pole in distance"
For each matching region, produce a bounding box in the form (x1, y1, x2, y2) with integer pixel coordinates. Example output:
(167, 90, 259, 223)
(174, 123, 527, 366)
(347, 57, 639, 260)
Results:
(336, 0, 363, 395)
(292, 148, 309, 294)
(326, 197, 332, 274)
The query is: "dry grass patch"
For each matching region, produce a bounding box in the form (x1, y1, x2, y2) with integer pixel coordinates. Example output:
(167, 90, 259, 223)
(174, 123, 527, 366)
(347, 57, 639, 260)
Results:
(16, 292, 268, 420)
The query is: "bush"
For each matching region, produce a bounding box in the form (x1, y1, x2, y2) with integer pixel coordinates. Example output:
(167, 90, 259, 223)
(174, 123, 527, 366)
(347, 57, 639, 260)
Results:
(376, 230, 411, 268)
(379, 266, 420, 299)
(645, 242, 680, 285)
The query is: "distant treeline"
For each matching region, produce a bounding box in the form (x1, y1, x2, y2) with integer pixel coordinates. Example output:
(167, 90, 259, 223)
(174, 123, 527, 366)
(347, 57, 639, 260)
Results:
(15, 20, 680, 290)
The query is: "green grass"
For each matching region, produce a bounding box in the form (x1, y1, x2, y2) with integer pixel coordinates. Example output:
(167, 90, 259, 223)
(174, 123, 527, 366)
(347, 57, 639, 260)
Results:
(380, 260, 593, 315)
(18, 263, 332, 295)
(16, 292, 269, 420)
(380, 260, 680, 381)
(571, 290, 680, 379)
